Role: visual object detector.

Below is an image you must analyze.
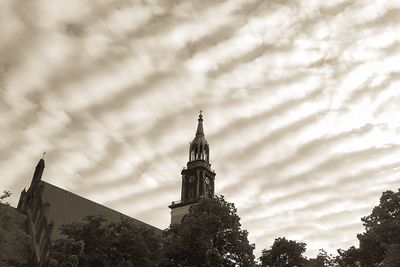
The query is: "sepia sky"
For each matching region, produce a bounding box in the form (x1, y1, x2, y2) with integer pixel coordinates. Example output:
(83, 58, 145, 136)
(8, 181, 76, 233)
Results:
(1, 0, 400, 257)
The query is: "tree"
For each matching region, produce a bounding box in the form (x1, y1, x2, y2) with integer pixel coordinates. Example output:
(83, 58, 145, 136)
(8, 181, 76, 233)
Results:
(335, 246, 360, 267)
(357, 189, 400, 266)
(306, 249, 335, 267)
(162, 195, 255, 266)
(0, 202, 30, 266)
(259, 237, 307, 267)
(47, 238, 84, 267)
(381, 244, 400, 267)
(0, 190, 11, 205)
(357, 231, 384, 266)
(50, 215, 163, 267)
(334, 189, 400, 266)
(305, 256, 325, 267)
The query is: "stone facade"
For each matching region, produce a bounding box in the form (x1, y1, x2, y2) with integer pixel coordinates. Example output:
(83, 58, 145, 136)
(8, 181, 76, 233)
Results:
(17, 159, 54, 265)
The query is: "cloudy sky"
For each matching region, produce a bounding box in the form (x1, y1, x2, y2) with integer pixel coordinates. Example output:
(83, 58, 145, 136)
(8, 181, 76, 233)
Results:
(1, 0, 400, 257)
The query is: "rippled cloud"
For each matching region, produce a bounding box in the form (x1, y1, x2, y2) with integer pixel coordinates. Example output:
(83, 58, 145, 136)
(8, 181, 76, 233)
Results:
(1, 0, 400, 257)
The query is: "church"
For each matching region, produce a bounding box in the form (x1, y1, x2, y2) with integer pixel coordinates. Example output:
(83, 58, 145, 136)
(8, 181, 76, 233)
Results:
(17, 113, 217, 265)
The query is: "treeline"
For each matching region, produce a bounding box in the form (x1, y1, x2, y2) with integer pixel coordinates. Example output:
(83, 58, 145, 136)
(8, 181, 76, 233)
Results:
(46, 196, 255, 266)
(255, 189, 400, 266)
(260, 190, 400, 266)
(2, 189, 400, 266)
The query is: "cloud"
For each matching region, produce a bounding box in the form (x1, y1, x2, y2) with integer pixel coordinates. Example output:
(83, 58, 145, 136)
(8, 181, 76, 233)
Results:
(1, 0, 400, 258)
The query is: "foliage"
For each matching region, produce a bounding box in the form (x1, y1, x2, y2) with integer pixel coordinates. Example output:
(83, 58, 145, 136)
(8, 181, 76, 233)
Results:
(0, 190, 11, 205)
(357, 232, 384, 266)
(47, 238, 84, 267)
(259, 237, 307, 267)
(305, 256, 325, 267)
(381, 244, 400, 267)
(333, 189, 400, 267)
(162, 195, 255, 267)
(50, 215, 162, 267)
(0, 202, 30, 266)
(305, 249, 335, 267)
(357, 189, 400, 266)
(362, 190, 400, 233)
(335, 246, 360, 267)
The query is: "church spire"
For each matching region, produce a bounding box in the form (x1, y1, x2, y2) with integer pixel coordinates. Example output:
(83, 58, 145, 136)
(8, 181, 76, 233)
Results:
(31, 157, 45, 185)
(196, 111, 204, 136)
(190, 111, 209, 162)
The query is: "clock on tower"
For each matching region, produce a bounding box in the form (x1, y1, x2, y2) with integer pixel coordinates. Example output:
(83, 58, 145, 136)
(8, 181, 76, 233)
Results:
(169, 112, 216, 224)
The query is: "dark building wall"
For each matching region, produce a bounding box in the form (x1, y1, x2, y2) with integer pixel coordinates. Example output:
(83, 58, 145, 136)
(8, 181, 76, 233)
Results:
(17, 181, 54, 265)
(40, 181, 161, 240)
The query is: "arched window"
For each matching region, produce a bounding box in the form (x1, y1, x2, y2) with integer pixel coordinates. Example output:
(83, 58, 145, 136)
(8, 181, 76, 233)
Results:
(191, 144, 198, 160)
(204, 145, 209, 162)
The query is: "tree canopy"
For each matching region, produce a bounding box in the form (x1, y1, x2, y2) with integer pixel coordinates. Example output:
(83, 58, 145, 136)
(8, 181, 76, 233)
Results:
(305, 249, 335, 267)
(259, 237, 307, 267)
(0, 190, 11, 205)
(335, 246, 360, 267)
(334, 189, 400, 267)
(162, 195, 255, 267)
(39, 188, 400, 266)
(357, 189, 400, 266)
(49, 215, 162, 267)
(0, 202, 30, 266)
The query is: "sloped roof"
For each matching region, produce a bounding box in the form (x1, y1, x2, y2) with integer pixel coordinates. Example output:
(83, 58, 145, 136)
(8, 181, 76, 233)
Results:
(40, 181, 161, 240)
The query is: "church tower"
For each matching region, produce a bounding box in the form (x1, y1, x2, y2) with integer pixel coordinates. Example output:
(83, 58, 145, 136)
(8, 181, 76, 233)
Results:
(169, 112, 216, 224)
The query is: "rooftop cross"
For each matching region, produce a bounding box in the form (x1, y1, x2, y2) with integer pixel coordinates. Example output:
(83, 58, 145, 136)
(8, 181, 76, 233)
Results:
(196, 111, 204, 136)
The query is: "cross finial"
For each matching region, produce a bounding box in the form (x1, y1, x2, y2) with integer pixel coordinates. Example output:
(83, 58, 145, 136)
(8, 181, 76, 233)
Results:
(42, 151, 46, 159)
(198, 110, 203, 121)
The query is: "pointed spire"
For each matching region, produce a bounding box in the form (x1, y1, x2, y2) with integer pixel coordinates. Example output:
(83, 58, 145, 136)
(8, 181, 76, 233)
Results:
(190, 111, 210, 162)
(196, 110, 204, 136)
(32, 157, 45, 184)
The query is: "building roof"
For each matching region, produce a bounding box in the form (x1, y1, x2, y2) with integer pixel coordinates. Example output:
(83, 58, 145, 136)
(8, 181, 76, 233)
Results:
(39, 181, 161, 240)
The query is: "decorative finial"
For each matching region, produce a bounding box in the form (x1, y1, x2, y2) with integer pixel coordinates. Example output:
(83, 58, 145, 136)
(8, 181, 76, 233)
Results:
(196, 111, 204, 136)
(42, 151, 46, 160)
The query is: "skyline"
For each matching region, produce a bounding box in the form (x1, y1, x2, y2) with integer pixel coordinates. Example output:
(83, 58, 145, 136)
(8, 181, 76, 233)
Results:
(1, 0, 400, 257)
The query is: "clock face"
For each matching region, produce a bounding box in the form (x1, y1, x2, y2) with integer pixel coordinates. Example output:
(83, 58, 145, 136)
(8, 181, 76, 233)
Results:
(205, 177, 210, 184)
